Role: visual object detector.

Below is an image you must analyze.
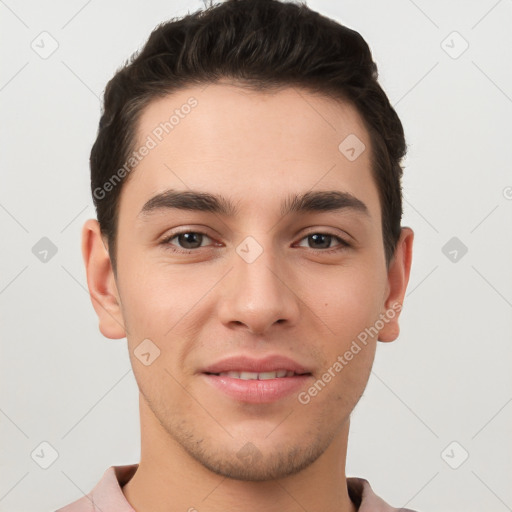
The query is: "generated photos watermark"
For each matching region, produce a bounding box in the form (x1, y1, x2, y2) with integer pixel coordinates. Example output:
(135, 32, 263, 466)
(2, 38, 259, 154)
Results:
(93, 96, 198, 201)
(297, 302, 402, 405)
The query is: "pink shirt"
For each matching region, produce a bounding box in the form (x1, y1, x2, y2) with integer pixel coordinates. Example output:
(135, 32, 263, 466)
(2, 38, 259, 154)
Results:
(55, 464, 417, 511)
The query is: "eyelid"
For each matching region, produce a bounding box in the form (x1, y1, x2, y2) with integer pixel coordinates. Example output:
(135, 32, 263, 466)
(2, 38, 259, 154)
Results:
(159, 224, 215, 240)
(300, 227, 353, 243)
(294, 231, 351, 251)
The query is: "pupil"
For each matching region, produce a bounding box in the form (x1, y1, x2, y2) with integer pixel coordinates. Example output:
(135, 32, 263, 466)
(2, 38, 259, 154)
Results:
(180, 233, 201, 249)
(310, 234, 330, 249)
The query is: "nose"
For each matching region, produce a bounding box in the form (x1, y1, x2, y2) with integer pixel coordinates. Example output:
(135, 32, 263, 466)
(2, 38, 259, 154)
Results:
(217, 238, 301, 336)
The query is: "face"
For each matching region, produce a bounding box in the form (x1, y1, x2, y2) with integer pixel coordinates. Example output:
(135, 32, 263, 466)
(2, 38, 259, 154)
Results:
(85, 82, 412, 481)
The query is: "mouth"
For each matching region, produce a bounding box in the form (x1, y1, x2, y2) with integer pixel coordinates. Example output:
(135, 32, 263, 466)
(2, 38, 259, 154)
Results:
(204, 370, 311, 380)
(202, 371, 312, 403)
(200, 355, 313, 403)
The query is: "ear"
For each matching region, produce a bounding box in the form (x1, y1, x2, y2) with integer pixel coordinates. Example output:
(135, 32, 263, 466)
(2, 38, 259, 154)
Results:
(81, 219, 126, 339)
(378, 227, 414, 342)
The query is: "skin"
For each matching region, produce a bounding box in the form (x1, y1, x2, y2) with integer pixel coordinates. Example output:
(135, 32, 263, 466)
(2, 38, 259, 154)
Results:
(82, 82, 413, 512)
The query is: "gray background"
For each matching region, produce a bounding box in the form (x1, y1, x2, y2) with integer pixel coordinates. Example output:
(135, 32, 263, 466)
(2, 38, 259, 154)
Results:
(1, 0, 511, 510)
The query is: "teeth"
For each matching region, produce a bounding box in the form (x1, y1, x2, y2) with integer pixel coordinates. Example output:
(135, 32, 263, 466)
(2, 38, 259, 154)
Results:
(259, 371, 278, 380)
(239, 371, 259, 380)
(217, 370, 298, 380)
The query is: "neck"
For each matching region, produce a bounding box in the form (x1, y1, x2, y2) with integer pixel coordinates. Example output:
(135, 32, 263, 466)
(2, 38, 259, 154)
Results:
(122, 394, 357, 512)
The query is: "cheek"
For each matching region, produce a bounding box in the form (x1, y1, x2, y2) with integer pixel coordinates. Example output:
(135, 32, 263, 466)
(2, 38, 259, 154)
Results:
(118, 257, 211, 337)
(305, 264, 383, 402)
(309, 264, 385, 341)
(299, 333, 377, 415)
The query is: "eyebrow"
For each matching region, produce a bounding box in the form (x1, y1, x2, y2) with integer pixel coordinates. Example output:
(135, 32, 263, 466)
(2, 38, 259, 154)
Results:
(138, 189, 370, 219)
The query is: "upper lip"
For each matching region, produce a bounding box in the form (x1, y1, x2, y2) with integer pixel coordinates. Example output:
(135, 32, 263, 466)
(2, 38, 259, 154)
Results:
(202, 354, 312, 375)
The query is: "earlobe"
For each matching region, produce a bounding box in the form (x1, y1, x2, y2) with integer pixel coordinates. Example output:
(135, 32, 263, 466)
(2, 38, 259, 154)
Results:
(81, 219, 126, 339)
(378, 227, 414, 343)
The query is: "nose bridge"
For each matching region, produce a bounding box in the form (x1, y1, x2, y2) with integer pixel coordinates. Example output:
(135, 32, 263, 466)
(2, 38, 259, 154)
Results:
(219, 233, 299, 334)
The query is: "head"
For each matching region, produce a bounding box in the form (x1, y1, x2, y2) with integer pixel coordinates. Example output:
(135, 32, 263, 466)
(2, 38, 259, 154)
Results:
(83, 0, 413, 481)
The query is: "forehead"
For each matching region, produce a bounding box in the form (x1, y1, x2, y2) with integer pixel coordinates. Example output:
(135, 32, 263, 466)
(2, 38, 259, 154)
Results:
(118, 82, 380, 224)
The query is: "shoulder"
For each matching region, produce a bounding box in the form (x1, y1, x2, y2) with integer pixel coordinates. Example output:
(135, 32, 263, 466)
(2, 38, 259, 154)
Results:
(54, 464, 138, 512)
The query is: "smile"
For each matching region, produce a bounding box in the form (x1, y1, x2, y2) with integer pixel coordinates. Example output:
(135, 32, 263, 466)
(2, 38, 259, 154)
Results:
(207, 370, 301, 380)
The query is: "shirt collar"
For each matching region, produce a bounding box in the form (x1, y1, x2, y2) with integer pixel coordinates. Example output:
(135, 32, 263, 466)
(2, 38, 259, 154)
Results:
(56, 463, 414, 512)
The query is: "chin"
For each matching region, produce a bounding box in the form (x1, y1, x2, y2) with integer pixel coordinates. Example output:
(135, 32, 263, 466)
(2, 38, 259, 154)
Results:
(177, 432, 329, 482)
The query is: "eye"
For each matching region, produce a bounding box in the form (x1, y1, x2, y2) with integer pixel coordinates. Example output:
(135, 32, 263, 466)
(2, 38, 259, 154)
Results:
(161, 230, 215, 253)
(296, 232, 351, 252)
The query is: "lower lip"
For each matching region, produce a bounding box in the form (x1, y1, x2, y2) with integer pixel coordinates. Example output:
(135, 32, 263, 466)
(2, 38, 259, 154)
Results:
(202, 373, 312, 403)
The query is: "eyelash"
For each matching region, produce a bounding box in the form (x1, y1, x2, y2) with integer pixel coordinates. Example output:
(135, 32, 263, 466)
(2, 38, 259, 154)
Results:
(160, 230, 351, 254)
